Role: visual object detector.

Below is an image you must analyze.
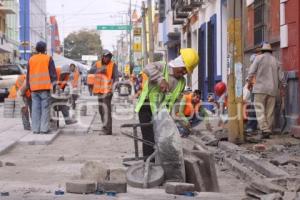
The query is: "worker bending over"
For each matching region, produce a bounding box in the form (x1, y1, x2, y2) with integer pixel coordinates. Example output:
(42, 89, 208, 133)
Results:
(135, 48, 199, 159)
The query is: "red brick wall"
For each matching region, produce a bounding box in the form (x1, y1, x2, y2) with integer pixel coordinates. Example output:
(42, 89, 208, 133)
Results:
(246, 6, 254, 49)
(282, 0, 300, 71)
(269, 0, 280, 41)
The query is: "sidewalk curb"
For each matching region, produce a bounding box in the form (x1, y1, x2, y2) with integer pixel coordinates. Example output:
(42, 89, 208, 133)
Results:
(0, 140, 17, 155)
(18, 130, 60, 145)
(187, 133, 290, 182)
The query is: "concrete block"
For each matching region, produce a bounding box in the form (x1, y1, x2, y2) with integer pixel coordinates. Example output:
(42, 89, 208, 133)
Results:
(66, 180, 96, 194)
(109, 168, 126, 182)
(271, 145, 286, 153)
(240, 154, 289, 178)
(183, 149, 219, 192)
(224, 157, 259, 181)
(184, 156, 206, 192)
(97, 181, 127, 193)
(270, 156, 290, 166)
(165, 182, 195, 195)
(291, 125, 300, 139)
(250, 178, 286, 195)
(218, 141, 246, 153)
(283, 192, 297, 200)
(260, 193, 283, 200)
(245, 186, 265, 199)
(192, 150, 220, 192)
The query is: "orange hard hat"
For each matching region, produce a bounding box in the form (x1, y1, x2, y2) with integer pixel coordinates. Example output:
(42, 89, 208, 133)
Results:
(214, 82, 227, 97)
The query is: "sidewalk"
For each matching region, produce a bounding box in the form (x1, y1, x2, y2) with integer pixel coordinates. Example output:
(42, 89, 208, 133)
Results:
(0, 103, 30, 155)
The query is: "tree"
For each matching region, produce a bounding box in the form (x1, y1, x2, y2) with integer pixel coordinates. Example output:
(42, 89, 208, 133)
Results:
(64, 29, 102, 61)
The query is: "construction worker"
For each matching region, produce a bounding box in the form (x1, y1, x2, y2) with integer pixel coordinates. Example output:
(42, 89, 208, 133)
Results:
(86, 73, 95, 96)
(8, 74, 32, 130)
(135, 48, 199, 159)
(177, 90, 210, 137)
(247, 43, 286, 139)
(55, 66, 77, 125)
(89, 49, 119, 135)
(68, 63, 80, 110)
(26, 41, 57, 134)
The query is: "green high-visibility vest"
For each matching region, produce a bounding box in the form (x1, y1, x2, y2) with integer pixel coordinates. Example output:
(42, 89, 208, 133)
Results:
(135, 63, 185, 114)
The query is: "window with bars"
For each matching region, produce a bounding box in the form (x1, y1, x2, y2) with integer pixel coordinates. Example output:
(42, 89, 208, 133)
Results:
(254, 0, 265, 45)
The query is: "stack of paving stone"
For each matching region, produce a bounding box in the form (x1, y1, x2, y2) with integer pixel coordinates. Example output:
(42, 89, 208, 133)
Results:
(76, 100, 87, 116)
(3, 98, 14, 118)
(13, 99, 22, 118)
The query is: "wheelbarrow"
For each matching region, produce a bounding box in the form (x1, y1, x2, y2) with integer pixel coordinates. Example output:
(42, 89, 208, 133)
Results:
(51, 93, 70, 128)
(120, 123, 165, 188)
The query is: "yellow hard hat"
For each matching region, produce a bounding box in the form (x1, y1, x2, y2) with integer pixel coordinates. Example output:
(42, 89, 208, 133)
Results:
(180, 48, 199, 73)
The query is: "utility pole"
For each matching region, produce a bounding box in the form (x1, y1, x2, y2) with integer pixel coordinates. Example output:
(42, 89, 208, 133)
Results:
(147, 0, 154, 62)
(227, 0, 244, 144)
(23, 0, 26, 60)
(129, 0, 133, 71)
(141, 1, 148, 66)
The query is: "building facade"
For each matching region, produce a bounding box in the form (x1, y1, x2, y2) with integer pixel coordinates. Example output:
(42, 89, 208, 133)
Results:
(158, 0, 227, 98)
(0, 0, 18, 64)
(279, 0, 300, 133)
(19, 0, 47, 60)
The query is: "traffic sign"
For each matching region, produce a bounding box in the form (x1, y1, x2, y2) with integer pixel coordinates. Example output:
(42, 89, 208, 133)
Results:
(133, 43, 142, 52)
(133, 27, 141, 36)
(96, 25, 132, 30)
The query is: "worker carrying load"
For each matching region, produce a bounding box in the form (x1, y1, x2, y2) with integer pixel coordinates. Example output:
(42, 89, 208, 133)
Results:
(8, 74, 32, 130)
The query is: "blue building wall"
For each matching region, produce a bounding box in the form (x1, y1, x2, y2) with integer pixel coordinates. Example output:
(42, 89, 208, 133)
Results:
(19, 0, 30, 60)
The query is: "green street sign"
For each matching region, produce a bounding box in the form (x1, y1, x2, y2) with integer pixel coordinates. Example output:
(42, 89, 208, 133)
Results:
(97, 25, 132, 30)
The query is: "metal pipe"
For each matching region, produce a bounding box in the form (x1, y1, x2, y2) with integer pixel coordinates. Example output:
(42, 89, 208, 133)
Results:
(143, 148, 157, 188)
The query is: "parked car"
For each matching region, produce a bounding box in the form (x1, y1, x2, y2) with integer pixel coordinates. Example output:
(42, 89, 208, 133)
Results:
(0, 64, 24, 102)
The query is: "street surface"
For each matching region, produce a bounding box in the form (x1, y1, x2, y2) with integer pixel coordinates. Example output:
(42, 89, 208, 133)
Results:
(0, 88, 299, 199)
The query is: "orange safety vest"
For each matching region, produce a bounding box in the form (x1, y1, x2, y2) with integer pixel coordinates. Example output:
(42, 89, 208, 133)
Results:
(29, 54, 51, 91)
(8, 85, 17, 99)
(8, 74, 31, 99)
(56, 66, 68, 89)
(183, 93, 200, 117)
(93, 61, 114, 94)
(141, 72, 148, 89)
(71, 69, 80, 88)
(87, 74, 95, 85)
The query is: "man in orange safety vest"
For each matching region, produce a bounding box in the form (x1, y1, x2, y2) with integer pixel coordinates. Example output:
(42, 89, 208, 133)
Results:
(88, 50, 119, 135)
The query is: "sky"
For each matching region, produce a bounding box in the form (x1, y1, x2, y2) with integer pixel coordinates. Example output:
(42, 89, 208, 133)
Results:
(47, 0, 141, 51)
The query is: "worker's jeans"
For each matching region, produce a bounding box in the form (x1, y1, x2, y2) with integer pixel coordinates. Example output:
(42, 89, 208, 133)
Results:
(88, 84, 93, 96)
(254, 94, 276, 133)
(97, 93, 113, 135)
(138, 103, 155, 159)
(31, 91, 50, 133)
(21, 97, 32, 130)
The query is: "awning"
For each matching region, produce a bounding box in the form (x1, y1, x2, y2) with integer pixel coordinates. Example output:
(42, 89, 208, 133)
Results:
(53, 53, 90, 73)
(0, 7, 16, 14)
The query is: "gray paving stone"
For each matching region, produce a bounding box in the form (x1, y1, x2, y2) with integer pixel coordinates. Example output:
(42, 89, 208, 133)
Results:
(240, 154, 289, 178)
(165, 182, 195, 195)
(97, 180, 127, 193)
(66, 180, 96, 194)
(250, 178, 286, 195)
